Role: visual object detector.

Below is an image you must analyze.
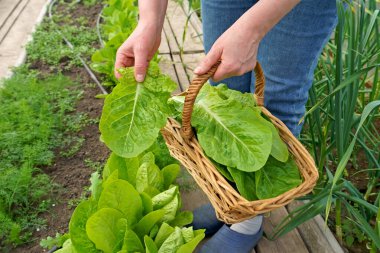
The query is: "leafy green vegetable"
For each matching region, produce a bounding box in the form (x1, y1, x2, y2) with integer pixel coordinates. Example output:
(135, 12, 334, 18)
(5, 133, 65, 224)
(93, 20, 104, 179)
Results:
(171, 84, 273, 172)
(255, 156, 302, 199)
(154, 223, 175, 248)
(169, 211, 193, 227)
(98, 180, 142, 226)
(86, 208, 125, 253)
(177, 232, 205, 253)
(152, 186, 178, 210)
(99, 63, 177, 158)
(135, 210, 166, 239)
(161, 164, 180, 189)
(136, 161, 164, 193)
(144, 235, 159, 253)
(69, 200, 99, 253)
(122, 229, 144, 253)
(158, 227, 184, 253)
(227, 167, 257, 201)
(268, 124, 289, 162)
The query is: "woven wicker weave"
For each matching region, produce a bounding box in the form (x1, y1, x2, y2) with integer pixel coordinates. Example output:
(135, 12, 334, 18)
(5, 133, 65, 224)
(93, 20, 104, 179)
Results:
(161, 61, 319, 224)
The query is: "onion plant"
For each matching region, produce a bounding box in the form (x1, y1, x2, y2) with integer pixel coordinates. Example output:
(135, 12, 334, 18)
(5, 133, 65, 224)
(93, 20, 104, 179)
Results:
(272, 0, 380, 251)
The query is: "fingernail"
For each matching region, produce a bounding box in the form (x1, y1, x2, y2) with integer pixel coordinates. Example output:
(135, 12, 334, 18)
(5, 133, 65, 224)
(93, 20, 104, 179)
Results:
(136, 74, 144, 82)
(194, 67, 201, 74)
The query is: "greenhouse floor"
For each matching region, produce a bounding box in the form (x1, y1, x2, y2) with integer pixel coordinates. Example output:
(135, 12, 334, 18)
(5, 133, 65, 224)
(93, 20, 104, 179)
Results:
(0, 0, 346, 252)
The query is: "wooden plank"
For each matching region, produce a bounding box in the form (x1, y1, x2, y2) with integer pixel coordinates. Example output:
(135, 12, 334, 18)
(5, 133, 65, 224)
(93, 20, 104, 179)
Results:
(0, 0, 29, 44)
(287, 201, 345, 253)
(163, 17, 180, 53)
(158, 28, 170, 54)
(182, 52, 205, 81)
(172, 54, 189, 91)
(0, 0, 22, 29)
(0, 0, 47, 78)
(257, 207, 309, 253)
(158, 54, 181, 94)
(166, 0, 203, 53)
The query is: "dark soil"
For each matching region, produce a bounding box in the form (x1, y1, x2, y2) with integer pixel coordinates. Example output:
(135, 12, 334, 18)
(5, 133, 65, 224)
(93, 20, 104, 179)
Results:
(13, 2, 109, 253)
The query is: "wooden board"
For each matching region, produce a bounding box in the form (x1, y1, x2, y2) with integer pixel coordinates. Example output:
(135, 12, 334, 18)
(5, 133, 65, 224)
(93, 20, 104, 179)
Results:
(0, 0, 29, 44)
(182, 52, 205, 81)
(158, 54, 182, 94)
(257, 207, 309, 253)
(172, 54, 189, 91)
(287, 201, 345, 253)
(158, 27, 170, 54)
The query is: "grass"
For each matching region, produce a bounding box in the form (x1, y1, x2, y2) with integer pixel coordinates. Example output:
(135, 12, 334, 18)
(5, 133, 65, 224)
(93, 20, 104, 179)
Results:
(0, 67, 81, 247)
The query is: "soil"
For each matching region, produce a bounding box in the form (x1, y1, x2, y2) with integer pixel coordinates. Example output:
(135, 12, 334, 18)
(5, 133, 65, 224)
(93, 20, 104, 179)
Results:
(12, 2, 109, 253)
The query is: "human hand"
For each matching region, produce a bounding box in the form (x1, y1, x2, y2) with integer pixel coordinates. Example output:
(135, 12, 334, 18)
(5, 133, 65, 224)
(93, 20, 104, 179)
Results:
(114, 22, 161, 82)
(193, 19, 262, 82)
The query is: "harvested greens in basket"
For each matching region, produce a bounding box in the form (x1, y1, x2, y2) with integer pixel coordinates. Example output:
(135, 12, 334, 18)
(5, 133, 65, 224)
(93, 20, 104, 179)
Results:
(169, 84, 302, 200)
(99, 63, 302, 201)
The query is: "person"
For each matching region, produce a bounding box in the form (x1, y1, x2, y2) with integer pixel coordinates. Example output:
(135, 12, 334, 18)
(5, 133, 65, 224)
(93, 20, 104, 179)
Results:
(114, 0, 338, 252)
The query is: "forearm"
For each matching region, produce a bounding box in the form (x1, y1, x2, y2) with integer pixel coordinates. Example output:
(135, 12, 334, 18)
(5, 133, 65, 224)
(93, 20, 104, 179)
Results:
(238, 0, 300, 41)
(138, 0, 168, 30)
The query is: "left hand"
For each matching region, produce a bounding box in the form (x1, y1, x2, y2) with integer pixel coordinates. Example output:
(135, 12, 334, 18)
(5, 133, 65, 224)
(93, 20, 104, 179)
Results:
(194, 18, 262, 82)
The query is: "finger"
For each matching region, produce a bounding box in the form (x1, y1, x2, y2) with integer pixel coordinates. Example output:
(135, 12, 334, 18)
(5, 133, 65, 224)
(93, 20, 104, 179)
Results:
(212, 61, 243, 82)
(114, 50, 133, 79)
(134, 45, 149, 82)
(194, 46, 222, 75)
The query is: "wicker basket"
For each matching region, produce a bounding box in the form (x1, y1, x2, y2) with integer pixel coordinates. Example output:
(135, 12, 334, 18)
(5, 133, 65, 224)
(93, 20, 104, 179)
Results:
(161, 61, 319, 224)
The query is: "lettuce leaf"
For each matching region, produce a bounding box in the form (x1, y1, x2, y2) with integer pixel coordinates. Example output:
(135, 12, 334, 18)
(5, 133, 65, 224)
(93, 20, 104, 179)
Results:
(99, 63, 176, 158)
(255, 156, 302, 199)
(183, 84, 273, 172)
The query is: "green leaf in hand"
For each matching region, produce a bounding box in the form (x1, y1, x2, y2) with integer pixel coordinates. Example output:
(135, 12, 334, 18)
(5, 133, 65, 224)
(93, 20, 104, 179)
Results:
(99, 63, 176, 158)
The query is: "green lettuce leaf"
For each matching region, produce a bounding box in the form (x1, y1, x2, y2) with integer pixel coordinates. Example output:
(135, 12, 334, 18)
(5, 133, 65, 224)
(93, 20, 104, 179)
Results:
(121, 229, 144, 253)
(86, 208, 125, 253)
(98, 180, 142, 226)
(255, 156, 302, 199)
(69, 200, 99, 253)
(135, 161, 164, 193)
(161, 164, 180, 189)
(268, 124, 289, 162)
(158, 227, 184, 253)
(144, 235, 158, 253)
(152, 186, 178, 210)
(170, 84, 273, 172)
(134, 210, 166, 239)
(227, 167, 257, 201)
(176, 232, 205, 253)
(99, 63, 176, 158)
(154, 223, 175, 249)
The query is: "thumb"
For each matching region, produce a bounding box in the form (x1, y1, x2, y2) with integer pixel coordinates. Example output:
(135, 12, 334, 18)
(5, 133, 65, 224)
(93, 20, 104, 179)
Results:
(194, 46, 222, 75)
(134, 46, 149, 82)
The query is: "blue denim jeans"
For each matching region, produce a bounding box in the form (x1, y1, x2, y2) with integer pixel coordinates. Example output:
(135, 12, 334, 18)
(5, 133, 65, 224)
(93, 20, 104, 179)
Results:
(201, 0, 337, 136)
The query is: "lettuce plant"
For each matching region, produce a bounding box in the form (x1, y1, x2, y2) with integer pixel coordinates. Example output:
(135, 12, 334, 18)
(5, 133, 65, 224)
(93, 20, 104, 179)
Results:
(56, 152, 204, 253)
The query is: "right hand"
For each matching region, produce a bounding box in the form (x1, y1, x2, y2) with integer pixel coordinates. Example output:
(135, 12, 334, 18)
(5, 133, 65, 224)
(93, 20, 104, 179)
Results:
(114, 22, 162, 82)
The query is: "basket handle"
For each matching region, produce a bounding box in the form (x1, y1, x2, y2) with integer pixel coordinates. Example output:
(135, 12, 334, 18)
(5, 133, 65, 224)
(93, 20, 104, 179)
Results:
(180, 61, 266, 139)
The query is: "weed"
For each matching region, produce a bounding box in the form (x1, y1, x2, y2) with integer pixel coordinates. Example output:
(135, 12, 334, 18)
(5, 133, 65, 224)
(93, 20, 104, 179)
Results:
(84, 159, 104, 173)
(60, 136, 85, 157)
